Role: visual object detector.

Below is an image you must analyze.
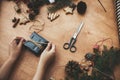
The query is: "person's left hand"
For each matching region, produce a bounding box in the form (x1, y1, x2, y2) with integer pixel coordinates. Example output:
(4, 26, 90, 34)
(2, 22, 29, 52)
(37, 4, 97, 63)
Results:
(9, 37, 25, 61)
(39, 42, 56, 67)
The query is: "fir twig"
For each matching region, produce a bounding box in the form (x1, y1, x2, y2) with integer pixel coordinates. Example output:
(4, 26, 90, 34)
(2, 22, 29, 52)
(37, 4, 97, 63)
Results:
(48, 0, 73, 13)
(93, 68, 114, 80)
(93, 46, 120, 80)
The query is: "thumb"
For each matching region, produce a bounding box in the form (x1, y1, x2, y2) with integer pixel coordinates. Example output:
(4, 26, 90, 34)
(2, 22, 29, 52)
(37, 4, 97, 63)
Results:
(50, 44, 56, 53)
(18, 38, 24, 48)
(45, 42, 52, 51)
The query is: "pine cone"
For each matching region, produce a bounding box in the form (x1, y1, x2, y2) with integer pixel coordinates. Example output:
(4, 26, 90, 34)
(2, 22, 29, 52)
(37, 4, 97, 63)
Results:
(65, 60, 83, 77)
(77, 1, 87, 15)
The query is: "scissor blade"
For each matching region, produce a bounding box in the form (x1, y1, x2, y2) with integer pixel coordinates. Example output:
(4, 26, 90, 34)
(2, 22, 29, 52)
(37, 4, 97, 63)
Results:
(76, 22, 84, 35)
(73, 22, 84, 39)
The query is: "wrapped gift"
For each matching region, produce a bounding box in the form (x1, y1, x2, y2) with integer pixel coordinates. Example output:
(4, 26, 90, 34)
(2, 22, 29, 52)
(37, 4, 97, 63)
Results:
(24, 32, 49, 56)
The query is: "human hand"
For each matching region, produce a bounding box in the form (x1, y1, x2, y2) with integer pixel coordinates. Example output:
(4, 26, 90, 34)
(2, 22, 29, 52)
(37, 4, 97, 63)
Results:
(33, 43, 55, 80)
(9, 37, 25, 61)
(39, 42, 56, 67)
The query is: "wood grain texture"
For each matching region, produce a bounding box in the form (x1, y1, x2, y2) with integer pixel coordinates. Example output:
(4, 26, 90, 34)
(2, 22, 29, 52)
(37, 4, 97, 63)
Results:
(0, 0, 120, 80)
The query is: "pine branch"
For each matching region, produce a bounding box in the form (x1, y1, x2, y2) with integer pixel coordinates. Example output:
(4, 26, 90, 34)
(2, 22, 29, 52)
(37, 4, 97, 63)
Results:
(65, 46, 120, 80)
(93, 68, 115, 80)
(93, 46, 120, 80)
(48, 0, 73, 13)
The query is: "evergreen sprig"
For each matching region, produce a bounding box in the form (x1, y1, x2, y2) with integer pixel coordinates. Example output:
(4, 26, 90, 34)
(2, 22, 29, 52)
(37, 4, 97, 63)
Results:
(48, 0, 73, 13)
(93, 46, 120, 78)
(65, 46, 120, 80)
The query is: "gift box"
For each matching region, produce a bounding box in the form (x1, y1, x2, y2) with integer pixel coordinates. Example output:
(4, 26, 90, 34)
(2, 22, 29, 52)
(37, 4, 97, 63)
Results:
(24, 32, 49, 56)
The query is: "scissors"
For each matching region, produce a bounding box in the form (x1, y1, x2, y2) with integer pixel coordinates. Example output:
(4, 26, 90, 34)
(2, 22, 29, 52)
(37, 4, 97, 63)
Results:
(63, 22, 84, 53)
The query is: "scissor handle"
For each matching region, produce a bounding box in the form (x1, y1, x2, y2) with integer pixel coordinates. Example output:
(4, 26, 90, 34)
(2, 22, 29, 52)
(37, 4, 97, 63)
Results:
(63, 43, 77, 53)
(63, 43, 70, 49)
(70, 37, 76, 46)
(70, 46, 77, 53)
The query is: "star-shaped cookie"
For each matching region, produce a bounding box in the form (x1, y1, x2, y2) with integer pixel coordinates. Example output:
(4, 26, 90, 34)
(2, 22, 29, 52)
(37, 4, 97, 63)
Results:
(63, 6, 73, 15)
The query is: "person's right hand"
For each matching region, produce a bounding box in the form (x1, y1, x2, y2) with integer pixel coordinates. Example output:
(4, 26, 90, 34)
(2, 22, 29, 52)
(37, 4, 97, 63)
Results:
(39, 42, 56, 67)
(9, 37, 25, 61)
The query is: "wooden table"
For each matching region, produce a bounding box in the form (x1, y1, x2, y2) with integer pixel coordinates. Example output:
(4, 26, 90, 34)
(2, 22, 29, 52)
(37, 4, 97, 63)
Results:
(0, 0, 120, 80)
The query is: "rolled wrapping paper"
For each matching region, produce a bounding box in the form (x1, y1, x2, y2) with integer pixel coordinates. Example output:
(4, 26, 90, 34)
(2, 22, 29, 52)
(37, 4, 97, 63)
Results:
(115, 0, 120, 40)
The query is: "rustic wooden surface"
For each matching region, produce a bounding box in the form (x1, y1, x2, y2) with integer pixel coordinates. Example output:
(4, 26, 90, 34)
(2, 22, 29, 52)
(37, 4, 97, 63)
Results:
(0, 0, 120, 80)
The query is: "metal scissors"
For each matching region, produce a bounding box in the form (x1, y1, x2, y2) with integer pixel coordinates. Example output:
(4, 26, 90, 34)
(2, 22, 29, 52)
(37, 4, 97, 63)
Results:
(63, 22, 84, 53)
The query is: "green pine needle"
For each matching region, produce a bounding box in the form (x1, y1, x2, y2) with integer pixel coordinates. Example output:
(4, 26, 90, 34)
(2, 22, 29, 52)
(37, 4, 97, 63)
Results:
(47, 0, 73, 13)
(65, 46, 120, 80)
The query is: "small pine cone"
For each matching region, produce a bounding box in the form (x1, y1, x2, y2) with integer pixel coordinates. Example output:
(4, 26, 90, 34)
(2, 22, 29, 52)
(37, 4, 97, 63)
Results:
(65, 60, 83, 77)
